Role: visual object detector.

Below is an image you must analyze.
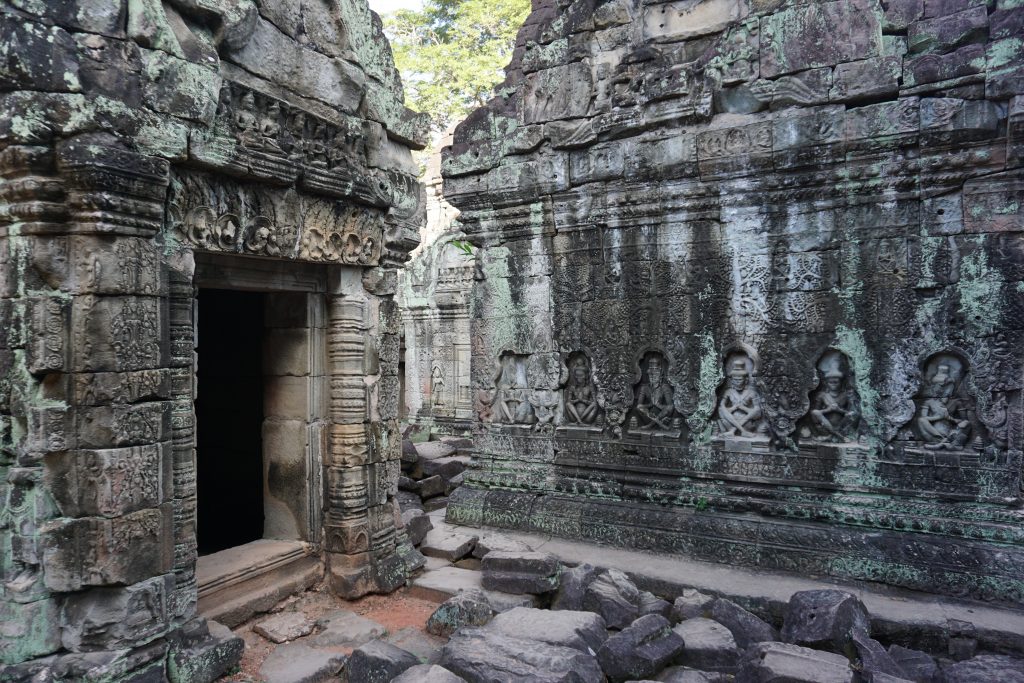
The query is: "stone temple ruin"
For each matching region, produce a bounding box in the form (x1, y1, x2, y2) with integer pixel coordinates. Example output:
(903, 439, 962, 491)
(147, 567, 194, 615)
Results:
(1, 0, 1024, 681)
(1, 0, 427, 677)
(444, 0, 1024, 607)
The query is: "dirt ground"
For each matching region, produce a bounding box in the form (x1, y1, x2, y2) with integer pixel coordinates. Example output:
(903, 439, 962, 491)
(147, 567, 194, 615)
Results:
(219, 582, 441, 682)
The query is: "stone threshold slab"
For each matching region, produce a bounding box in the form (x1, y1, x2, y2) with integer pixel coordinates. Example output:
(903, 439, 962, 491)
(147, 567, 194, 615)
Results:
(198, 539, 314, 598)
(438, 517, 1024, 655)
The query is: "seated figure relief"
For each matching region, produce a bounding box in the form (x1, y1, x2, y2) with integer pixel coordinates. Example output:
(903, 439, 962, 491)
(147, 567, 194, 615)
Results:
(630, 353, 679, 433)
(806, 350, 861, 443)
(493, 352, 534, 425)
(562, 353, 600, 425)
(913, 354, 976, 451)
(716, 353, 768, 438)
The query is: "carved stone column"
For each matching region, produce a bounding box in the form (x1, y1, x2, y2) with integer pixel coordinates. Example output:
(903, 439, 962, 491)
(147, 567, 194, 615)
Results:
(323, 271, 407, 597)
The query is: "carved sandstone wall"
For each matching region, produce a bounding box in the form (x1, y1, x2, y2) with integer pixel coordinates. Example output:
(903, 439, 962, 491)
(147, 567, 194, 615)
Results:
(0, 0, 425, 675)
(443, 0, 1024, 604)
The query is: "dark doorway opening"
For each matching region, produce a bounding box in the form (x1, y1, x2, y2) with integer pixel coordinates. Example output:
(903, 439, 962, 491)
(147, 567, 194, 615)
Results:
(196, 288, 266, 555)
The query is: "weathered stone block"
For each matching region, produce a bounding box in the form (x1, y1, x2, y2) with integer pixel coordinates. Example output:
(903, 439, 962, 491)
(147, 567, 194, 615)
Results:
(487, 607, 607, 653)
(781, 590, 870, 651)
(440, 628, 605, 683)
(0, 597, 62, 665)
(224, 16, 365, 113)
(44, 443, 172, 518)
(167, 619, 244, 683)
(598, 614, 684, 682)
(552, 562, 600, 611)
(673, 618, 739, 672)
(736, 641, 854, 683)
(0, 19, 81, 93)
(480, 551, 560, 595)
(670, 589, 714, 623)
(907, 6, 988, 54)
(708, 598, 777, 649)
(60, 574, 172, 651)
(345, 640, 419, 683)
(760, 0, 882, 77)
(643, 0, 747, 42)
(583, 569, 640, 629)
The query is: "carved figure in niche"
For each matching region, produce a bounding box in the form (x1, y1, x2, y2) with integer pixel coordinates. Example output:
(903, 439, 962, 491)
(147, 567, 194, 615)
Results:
(913, 354, 975, 450)
(563, 353, 599, 425)
(493, 352, 533, 424)
(430, 364, 445, 407)
(234, 92, 260, 148)
(716, 353, 767, 438)
(630, 353, 679, 432)
(260, 101, 284, 154)
(309, 121, 330, 167)
(807, 351, 861, 443)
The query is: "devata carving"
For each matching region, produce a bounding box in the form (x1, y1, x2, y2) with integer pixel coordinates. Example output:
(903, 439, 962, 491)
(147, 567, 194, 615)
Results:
(492, 352, 533, 425)
(562, 353, 601, 426)
(803, 350, 861, 443)
(629, 352, 679, 434)
(715, 353, 767, 439)
(911, 353, 978, 451)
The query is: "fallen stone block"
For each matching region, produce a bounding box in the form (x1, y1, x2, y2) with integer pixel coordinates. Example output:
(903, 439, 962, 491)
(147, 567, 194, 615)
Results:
(344, 640, 419, 683)
(481, 551, 561, 594)
(412, 565, 540, 612)
(440, 628, 605, 683)
(167, 619, 244, 683)
(941, 654, 1024, 683)
(419, 474, 447, 499)
(398, 475, 420, 492)
(655, 666, 717, 682)
(309, 609, 386, 648)
(387, 627, 446, 665)
(472, 534, 535, 559)
(708, 598, 776, 648)
(402, 508, 434, 547)
(781, 589, 870, 651)
(420, 528, 478, 562)
(422, 455, 470, 481)
(401, 439, 419, 464)
(851, 628, 908, 680)
(735, 641, 853, 683)
(583, 568, 641, 629)
(673, 618, 739, 672)
(887, 644, 939, 682)
(487, 607, 607, 653)
(552, 562, 600, 611)
(671, 589, 714, 623)
(426, 590, 495, 638)
(639, 591, 672, 619)
(598, 614, 685, 682)
(391, 664, 467, 683)
(424, 495, 450, 512)
(396, 490, 424, 512)
(253, 611, 316, 643)
(415, 441, 457, 460)
(259, 642, 346, 683)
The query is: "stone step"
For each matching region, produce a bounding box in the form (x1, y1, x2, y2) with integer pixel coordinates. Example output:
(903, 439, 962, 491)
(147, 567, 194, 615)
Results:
(410, 565, 540, 613)
(197, 540, 322, 628)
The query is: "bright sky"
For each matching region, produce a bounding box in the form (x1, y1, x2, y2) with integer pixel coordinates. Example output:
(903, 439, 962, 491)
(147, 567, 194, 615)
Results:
(368, 0, 422, 14)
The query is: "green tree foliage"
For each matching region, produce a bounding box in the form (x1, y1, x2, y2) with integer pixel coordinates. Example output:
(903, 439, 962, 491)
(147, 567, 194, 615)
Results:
(384, 0, 530, 136)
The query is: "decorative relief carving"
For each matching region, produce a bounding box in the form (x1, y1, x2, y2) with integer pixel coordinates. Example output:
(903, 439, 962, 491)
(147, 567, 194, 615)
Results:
(715, 351, 767, 439)
(167, 171, 383, 265)
(492, 352, 533, 425)
(801, 350, 862, 443)
(192, 82, 394, 208)
(629, 352, 680, 435)
(560, 352, 602, 427)
(111, 300, 159, 371)
(909, 352, 980, 452)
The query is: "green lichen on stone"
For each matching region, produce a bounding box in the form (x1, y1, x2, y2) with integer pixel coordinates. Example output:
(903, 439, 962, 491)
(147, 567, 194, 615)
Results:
(955, 237, 1002, 337)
